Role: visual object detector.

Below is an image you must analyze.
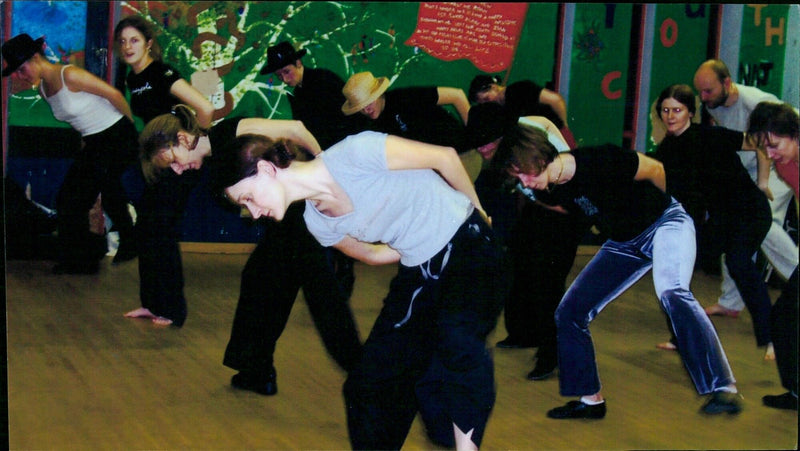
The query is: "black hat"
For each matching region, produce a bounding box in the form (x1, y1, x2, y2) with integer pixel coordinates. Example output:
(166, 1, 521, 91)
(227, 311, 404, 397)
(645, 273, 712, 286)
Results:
(260, 41, 307, 75)
(465, 103, 512, 149)
(468, 74, 501, 103)
(2, 33, 45, 77)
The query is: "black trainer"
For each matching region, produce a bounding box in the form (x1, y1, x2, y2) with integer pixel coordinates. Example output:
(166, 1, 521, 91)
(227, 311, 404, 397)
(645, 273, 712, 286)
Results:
(701, 391, 742, 415)
(547, 400, 606, 419)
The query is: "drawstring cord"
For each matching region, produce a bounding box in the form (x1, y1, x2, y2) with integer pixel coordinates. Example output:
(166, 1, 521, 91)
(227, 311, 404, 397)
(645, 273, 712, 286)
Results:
(394, 242, 453, 328)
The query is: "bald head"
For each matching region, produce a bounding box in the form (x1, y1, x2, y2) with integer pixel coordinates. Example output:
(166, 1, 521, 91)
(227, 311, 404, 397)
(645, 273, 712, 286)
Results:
(694, 59, 733, 109)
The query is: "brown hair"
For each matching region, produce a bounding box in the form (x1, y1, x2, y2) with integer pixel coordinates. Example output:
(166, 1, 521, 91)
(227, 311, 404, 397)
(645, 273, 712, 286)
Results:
(495, 122, 558, 175)
(114, 15, 162, 60)
(656, 84, 696, 117)
(209, 134, 302, 198)
(747, 101, 800, 146)
(138, 104, 207, 183)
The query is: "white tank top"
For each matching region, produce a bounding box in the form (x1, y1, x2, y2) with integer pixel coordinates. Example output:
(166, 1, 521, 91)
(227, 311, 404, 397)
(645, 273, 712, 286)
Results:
(39, 65, 123, 136)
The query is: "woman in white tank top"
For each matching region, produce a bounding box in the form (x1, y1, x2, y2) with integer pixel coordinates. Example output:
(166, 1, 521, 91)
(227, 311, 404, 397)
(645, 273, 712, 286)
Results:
(2, 33, 140, 273)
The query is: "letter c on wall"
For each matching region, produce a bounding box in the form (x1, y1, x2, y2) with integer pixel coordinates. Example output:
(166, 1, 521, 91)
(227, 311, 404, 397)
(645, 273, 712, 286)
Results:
(601, 71, 623, 100)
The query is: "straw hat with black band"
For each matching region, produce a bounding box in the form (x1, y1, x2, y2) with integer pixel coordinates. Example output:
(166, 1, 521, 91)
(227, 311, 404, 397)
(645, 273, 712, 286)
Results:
(341, 71, 391, 116)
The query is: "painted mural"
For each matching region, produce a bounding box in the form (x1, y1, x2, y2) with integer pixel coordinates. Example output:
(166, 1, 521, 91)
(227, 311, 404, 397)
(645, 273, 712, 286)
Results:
(8, 1, 88, 128)
(119, 1, 541, 125)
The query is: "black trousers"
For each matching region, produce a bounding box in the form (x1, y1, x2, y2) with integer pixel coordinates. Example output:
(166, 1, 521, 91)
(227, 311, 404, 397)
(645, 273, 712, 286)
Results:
(128, 168, 202, 327)
(222, 202, 362, 374)
(344, 210, 509, 449)
(771, 266, 798, 394)
(504, 201, 588, 358)
(56, 118, 138, 265)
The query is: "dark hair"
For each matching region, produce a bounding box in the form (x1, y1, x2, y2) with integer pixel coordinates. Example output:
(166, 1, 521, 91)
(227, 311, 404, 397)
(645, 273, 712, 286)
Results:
(468, 74, 501, 103)
(114, 15, 162, 60)
(494, 122, 558, 175)
(465, 102, 512, 149)
(209, 134, 300, 198)
(656, 84, 696, 117)
(138, 104, 208, 183)
(747, 101, 800, 146)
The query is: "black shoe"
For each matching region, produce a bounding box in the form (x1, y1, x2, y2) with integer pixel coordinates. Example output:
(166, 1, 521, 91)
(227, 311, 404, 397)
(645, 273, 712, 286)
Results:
(496, 337, 535, 349)
(231, 369, 277, 396)
(701, 391, 742, 415)
(112, 239, 138, 265)
(547, 400, 606, 419)
(527, 363, 556, 381)
(52, 261, 99, 275)
(762, 392, 798, 411)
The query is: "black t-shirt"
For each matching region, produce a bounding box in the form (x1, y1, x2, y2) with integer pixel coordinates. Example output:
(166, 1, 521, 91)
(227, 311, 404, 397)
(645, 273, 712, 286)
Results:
(125, 60, 183, 125)
(372, 86, 467, 152)
(541, 145, 671, 241)
(505, 80, 564, 129)
(654, 124, 761, 216)
(290, 67, 369, 149)
(208, 116, 243, 151)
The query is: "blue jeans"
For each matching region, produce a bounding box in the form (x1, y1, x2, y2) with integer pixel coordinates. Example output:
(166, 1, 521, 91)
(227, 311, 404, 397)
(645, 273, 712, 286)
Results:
(556, 200, 735, 396)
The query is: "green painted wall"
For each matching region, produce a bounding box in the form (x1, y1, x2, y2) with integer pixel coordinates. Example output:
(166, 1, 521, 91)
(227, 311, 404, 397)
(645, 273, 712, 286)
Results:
(738, 4, 790, 98)
(566, 3, 633, 147)
(644, 4, 711, 153)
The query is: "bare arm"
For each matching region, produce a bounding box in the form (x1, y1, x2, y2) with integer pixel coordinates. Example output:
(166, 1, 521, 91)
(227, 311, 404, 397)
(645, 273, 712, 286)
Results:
(634, 152, 667, 193)
(334, 236, 401, 265)
(384, 135, 488, 221)
(170, 79, 215, 128)
(436, 86, 470, 124)
(236, 118, 322, 155)
(521, 116, 569, 149)
(63, 65, 133, 120)
(538, 88, 569, 127)
(740, 134, 774, 200)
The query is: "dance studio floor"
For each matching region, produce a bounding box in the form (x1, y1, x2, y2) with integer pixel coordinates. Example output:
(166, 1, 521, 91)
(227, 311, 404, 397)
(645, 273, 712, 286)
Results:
(5, 247, 798, 449)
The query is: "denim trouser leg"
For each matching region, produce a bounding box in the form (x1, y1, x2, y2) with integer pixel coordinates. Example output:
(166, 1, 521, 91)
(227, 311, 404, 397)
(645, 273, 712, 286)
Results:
(652, 203, 735, 394)
(556, 201, 735, 396)
(555, 240, 653, 396)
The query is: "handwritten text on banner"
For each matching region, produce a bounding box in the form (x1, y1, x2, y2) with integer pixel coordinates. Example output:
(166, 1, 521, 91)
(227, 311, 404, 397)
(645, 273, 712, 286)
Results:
(405, 2, 529, 72)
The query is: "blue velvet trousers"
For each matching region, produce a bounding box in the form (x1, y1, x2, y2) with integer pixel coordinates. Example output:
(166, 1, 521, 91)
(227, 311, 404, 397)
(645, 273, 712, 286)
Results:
(556, 200, 735, 397)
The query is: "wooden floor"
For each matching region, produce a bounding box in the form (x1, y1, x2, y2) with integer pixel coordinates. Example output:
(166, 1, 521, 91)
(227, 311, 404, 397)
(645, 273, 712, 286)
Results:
(5, 248, 798, 450)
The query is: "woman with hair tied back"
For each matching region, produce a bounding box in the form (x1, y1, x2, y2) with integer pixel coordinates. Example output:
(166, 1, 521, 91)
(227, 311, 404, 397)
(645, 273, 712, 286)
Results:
(651, 84, 774, 361)
(113, 14, 216, 327)
(1, 33, 139, 274)
(211, 130, 510, 450)
(134, 105, 363, 407)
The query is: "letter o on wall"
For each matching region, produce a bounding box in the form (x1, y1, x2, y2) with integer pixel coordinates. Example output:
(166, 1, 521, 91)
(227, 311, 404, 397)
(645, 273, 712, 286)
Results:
(660, 18, 678, 48)
(601, 71, 623, 100)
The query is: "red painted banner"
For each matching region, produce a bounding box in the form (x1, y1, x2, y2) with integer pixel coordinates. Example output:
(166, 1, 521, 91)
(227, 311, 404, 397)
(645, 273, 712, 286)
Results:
(405, 2, 529, 72)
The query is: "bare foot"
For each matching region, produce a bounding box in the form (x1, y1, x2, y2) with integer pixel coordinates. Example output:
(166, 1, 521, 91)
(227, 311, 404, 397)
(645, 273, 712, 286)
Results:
(124, 307, 157, 319)
(656, 342, 677, 351)
(704, 303, 740, 318)
(764, 342, 775, 361)
(152, 316, 173, 326)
